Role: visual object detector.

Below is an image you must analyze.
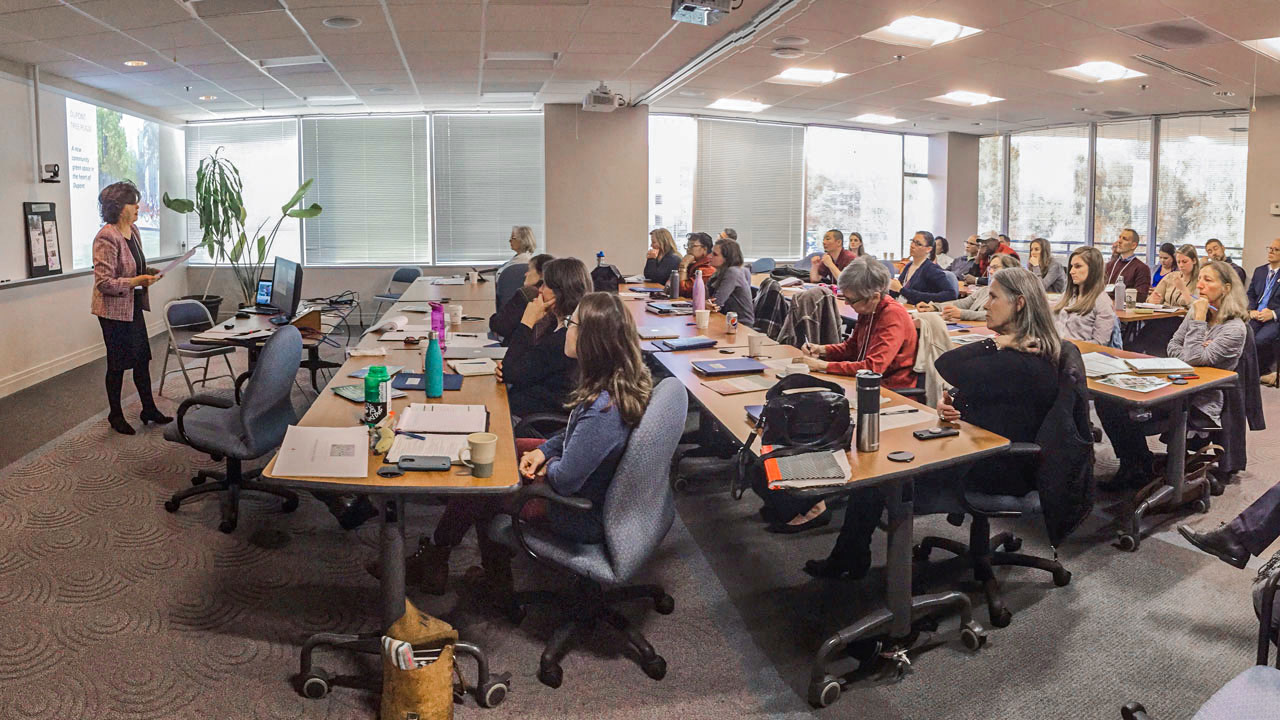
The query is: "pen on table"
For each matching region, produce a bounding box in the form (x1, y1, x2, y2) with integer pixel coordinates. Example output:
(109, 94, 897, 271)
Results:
(454, 333, 479, 337)
(395, 430, 425, 440)
(880, 408, 919, 416)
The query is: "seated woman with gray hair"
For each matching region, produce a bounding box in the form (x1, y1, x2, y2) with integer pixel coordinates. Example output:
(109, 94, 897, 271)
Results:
(755, 257, 920, 535)
(916, 253, 1020, 321)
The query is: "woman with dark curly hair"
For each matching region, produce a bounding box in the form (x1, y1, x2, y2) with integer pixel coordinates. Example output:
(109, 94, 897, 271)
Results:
(91, 181, 171, 435)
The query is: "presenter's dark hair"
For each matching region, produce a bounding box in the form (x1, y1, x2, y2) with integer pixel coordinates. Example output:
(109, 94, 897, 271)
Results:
(99, 181, 140, 224)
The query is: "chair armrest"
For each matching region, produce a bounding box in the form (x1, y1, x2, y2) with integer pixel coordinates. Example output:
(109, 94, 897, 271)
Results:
(1006, 442, 1041, 457)
(1257, 562, 1280, 666)
(507, 484, 593, 562)
(234, 370, 253, 404)
(1120, 702, 1153, 720)
(173, 392, 236, 447)
(513, 413, 570, 439)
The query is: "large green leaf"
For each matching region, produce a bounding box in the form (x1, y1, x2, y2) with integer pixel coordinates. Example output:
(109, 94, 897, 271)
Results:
(286, 203, 323, 219)
(162, 192, 194, 213)
(280, 179, 314, 214)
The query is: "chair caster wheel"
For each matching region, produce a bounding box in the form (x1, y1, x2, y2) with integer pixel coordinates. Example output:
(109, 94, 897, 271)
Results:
(537, 661, 563, 689)
(1001, 536, 1023, 552)
(641, 655, 666, 680)
(1209, 479, 1225, 496)
(808, 675, 841, 708)
(218, 519, 237, 534)
(912, 544, 930, 561)
(960, 623, 987, 651)
(300, 668, 331, 699)
(190, 475, 206, 486)
(477, 678, 510, 708)
(282, 497, 299, 513)
(163, 499, 179, 513)
(1192, 499, 1209, 514)
(1116, 533, 1139, 552)
(1121, 702, 1148, 720)
(989, 606, 1012, 628)
(654, 594, 675, 615)
(672, 477, 688, 493)
(1053, 569, 1072, 587)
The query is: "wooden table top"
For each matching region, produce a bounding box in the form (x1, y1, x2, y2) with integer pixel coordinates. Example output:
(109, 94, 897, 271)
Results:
(262, 308, 519, 496)
(1070, 339, 1237, 407)
(654, 343, 1010, 490)
(399, 277, 496, 304)
(1116, 307, 1186, 323)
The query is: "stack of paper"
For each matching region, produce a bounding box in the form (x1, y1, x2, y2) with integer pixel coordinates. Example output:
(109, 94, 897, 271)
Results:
(1125, 357, 1194, 374)
(273, 426, 369, 478)
(1096, 374, 1172, 393)
(702, 375, 775, 395)
(448, 358, 497, 376)
(431, 276, 466, 285)
(446, 333, 495, 347)
(386, 433, 469, 463)
(397, 403, 488, 433)
(1081, 352, 1130, 378)
(765, 448, 852, 490)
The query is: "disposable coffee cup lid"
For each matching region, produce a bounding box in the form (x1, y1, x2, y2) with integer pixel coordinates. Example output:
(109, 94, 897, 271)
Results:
(887, 450, 915, 463)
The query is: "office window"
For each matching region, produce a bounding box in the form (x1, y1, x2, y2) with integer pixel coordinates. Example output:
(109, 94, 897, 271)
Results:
(649, 115, 695, 237)
(977, 136, 1004, 236)
(904, 135, 928, 175)
(433, 114, 544, 265)
(806, 126, 903, 259)
(65, 98, 161, 268)
(301, 116, 430, 265)
(1156, 115, 1249, 258)
(1008, 126, 1089, 256)
(695, 119, 804, 260)
(1094, 120, 1152, 257)
(184, 119, 300, 264)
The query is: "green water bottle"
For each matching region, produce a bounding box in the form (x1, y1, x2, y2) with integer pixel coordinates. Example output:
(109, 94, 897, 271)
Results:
(425, 331, 444, 398)
(363, 365, 389, 426)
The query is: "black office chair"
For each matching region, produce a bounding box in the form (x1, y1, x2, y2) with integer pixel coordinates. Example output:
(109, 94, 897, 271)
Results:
(913, 342, 1093, 627)
(163, 326, 303, 533)
(495, 263, 528, 314)
(487, 378, 688, 687)
(373, 266, 422, 318)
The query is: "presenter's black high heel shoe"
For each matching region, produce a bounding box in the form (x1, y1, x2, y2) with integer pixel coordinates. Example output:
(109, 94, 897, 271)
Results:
(108, 415, 136, 435)
(139, 409, 173, 425)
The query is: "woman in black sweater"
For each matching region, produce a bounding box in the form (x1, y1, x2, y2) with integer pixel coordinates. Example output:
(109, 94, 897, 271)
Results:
(644, 228, 682, 284)
(805, 267, 1060, 579)
(490, 253, 552, 343)
(498, 257, 591, 418)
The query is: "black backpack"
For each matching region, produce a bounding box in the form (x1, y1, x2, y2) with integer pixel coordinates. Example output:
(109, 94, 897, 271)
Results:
(732, 374, 853, 499)
(591, 263, 623, 293)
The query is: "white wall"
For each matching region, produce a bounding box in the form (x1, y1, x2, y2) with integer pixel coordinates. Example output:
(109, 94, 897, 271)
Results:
(0, 66, 188, 397)
(1244, 96, 1280, 272)
(928, 132, 979, 247)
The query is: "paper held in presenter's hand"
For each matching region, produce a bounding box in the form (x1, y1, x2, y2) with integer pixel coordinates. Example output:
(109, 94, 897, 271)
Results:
(158, 246, 200, 276)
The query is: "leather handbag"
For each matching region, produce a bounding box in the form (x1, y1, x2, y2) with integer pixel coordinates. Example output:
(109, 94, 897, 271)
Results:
(733, 374, 853, 498)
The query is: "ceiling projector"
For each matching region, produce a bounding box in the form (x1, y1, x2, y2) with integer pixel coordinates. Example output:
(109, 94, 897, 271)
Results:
(671, 0, 732, 25)
(583, 83, 626, 112)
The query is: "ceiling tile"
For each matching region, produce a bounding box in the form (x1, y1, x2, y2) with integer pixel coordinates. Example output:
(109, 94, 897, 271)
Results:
(291, 6, 391, 35)
(126, 21, 223, 49)
(567, 31, 656, 54)
(578, 5, 674, 34)
(485, 31, 572, 54)
(486, 4, 587, 32)
(43, 31, 155, 65)
(1194, 1, 1280, 40)
(994, 8, 1113, 44)
(228, 37, 317, 61)
(203, 11, 302, 42)
(395, 31, 482, 54)
(0, 40, 72, 64)
(924, 0, 1043, 30)
(386, 4, 483, 33)
(167, 44, 243, 65)
(218, 74, 290, 91)
(73, 0, 194, 31)
(39, 58, 111, 78)
(312, 31, 400, 56)
(0, 6, 113, 40)
(1053, 0, 1187, 28)
(340, 68, 411, 84)
(185, 61, 268, 81)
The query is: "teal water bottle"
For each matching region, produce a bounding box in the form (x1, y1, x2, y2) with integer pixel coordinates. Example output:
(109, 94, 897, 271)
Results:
(363, 365, 389, 425)
(425, 331, 444, 398)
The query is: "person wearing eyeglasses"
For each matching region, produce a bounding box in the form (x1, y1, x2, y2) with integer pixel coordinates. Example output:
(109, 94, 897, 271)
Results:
(678, 233, 714, 297)
(1249, 238, 1280, 384)
(948, 234, 980, 279)
(889, 230, 957, 304)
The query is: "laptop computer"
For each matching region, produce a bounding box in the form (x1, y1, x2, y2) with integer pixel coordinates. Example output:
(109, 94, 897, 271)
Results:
(646, 300, 693, 315)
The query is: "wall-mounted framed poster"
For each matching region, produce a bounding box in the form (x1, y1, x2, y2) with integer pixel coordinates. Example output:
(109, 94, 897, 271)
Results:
(23, 202, 61, 279)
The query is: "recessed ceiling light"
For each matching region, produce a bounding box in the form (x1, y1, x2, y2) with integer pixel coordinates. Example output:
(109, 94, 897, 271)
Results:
(369, 86, 396, 94)
(260, 55, 328, 69)
(198, 95, 217, 101)
(928, 90, 1003, 106)
(851, 113, 906, 125)
(863, 16, 981, 48)
(1050, 61, 1146, 83)
(123, 60, 147, 67)
(767, 67, 848, 86)
(322, 15, 361, 29)
(1243, 36, 1280, 62)
(772, 35, 809, 46)
(707, 98, 769, 112)
(971, 122, 983, 126)
(486, 51, 559, 63)
(770, 47, 805, 59)
(1213, 90, 1236, 97)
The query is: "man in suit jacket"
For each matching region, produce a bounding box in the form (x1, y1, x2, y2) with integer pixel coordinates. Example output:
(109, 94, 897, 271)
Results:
(1248, 238, 1280, 382)
(1205, 238, 1248, 283)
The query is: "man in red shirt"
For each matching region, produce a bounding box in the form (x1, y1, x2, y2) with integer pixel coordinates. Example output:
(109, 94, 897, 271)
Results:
(974, 231, 1020, 279)
(809, 229, 859, 284)
(1103, 228, 1152, 302)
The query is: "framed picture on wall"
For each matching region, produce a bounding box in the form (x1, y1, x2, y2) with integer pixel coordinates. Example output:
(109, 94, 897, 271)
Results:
(23, 202, 61, 279)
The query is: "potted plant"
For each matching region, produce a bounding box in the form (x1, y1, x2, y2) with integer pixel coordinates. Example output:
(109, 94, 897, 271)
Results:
(163, 147, 321, 316)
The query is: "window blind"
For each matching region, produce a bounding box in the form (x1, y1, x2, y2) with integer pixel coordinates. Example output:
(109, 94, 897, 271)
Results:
(1156, 114, 1249, 255)
(1094, 120, 1152, 256)
(185, 119, 300, 264)
(695, 118, 804, 260)
(301, 116, 430, 265)
(432, 114, 544, 265)
(1008, 125, 1090, 256)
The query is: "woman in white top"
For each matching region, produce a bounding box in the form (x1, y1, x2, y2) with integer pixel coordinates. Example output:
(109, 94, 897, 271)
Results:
(1053, 245, 1117, 346)
(917, 254, 1020, 321)
(497, 225, 537, 275)
(1148, 243, 1199, 309)
(933, 236, 953, 271)
(1027, 237, 1067, 293)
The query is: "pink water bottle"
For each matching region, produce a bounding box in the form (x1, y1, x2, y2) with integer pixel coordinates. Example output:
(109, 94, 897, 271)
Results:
(430, 302, 446, 351)
(692, 269, 706, 312)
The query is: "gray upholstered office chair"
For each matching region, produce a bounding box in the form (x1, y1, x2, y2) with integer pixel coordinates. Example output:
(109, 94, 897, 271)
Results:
(942, 269, 960, 297)
(373, 266, 422, 318)
(495, 263, 528, 314)
(751, 257, 776, 273)
(159, 299, 237, 397)
(163, 325, 303, 533)
(488, 377, 688, 688)
(881, 258, 898, 276)
(1121, 567, 1280, 720)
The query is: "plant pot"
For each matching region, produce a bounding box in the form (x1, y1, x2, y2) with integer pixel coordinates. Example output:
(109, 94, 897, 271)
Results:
(183, 294, 223, 319)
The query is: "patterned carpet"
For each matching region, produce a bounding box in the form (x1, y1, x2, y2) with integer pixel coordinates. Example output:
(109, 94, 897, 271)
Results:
(3, 360, 1280, 719)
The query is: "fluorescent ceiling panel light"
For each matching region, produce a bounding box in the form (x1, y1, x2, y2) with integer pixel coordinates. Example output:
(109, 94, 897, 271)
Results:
(198, 95, 217, 101)
(306, 95, 361, 105)
(767, 68, 848, 86)
(1050, 60, 1146, 83)
(707, 98, 769, 112)
(863, 15, 981, 48)
(485, 51, 559, 63)
(1244, 36, 1280, 62)
(260, 54, 327, 68)
(851, 113, 905, 125)
(123, 60, 148, 67)
(928, 90, 1003, 106)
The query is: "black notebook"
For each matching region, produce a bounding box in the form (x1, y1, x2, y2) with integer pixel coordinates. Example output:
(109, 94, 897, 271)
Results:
(392, 373, 463, 391)
(691, 358, 767, 376)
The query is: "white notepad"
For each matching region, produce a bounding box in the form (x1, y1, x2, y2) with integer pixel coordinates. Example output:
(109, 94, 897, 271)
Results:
(448, 358, 497, 376)
(386, 433, 470, 463)
(273, 426, 369, 478)
(396, 403, 487, 433)
(1125, 357, 1194, 374)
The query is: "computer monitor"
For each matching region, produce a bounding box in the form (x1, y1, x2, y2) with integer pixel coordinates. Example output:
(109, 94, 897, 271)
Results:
(269, 256, 303, 319)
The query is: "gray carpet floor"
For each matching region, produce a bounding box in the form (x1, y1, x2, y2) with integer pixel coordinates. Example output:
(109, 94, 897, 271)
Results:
(2, 340, 1278, 719)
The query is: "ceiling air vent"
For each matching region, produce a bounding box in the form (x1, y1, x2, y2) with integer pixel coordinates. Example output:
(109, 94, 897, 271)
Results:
(1131, 54, 1220, 87)
(1101, 109, 1134, 118)
(1117, 19, 1231, 50)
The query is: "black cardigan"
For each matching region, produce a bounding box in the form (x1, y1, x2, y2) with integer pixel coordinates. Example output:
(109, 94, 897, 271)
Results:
(489, 286, 535, 344)
(643, 252, 682, 284)
(895, 258, 957, 304)
(503, 320, 577, 418)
